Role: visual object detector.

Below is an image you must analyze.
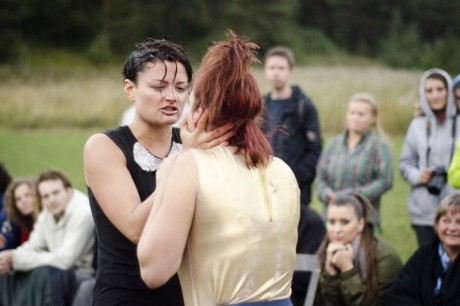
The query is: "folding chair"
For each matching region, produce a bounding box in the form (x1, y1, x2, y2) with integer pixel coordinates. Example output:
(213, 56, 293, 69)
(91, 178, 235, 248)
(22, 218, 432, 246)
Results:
(294, 253, 321, 306)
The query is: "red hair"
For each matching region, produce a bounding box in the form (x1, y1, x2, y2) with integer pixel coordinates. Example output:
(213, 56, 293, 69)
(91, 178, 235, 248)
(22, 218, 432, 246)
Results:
(193, 30, 272, 167)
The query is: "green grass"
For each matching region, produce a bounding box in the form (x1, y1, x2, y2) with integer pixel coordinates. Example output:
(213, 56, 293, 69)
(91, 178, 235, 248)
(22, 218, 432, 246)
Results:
(0, 128, 417, 262)
(0, 128, 98, 191)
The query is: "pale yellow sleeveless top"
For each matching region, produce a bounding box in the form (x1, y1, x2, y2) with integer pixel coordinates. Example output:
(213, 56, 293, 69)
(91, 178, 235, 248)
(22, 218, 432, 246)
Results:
(178, 146, 300, 306)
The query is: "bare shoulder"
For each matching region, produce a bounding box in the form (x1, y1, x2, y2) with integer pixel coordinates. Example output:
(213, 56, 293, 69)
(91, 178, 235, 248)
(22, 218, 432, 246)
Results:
(84, 133, 111, 152)
(170, 149, 197, 171)
(84, 133, 123, 160)
(83, 133, 126, 185)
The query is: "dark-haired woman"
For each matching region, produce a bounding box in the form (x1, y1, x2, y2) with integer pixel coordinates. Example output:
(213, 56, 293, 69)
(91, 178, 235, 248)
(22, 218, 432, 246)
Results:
(317, 195, 402, 306)
(138, 31, 300, 306)
(84, 38, 231, 305)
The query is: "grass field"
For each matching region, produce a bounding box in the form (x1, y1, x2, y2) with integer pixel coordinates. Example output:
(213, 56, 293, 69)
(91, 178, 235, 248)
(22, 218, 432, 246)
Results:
(0, 128, 417, 262)
(0, 62, 425, 262)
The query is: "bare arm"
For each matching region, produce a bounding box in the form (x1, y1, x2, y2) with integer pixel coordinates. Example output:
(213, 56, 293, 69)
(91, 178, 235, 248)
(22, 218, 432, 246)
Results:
(138, 150, 198, 288)
(84, 133, 153, 244)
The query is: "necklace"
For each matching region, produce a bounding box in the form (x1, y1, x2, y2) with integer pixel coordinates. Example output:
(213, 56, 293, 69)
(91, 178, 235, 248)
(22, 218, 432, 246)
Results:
(133, 141, 183, 172)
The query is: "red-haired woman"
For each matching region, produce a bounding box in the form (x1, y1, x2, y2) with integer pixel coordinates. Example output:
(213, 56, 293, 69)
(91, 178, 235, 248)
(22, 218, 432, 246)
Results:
(138, 31, 300, 306)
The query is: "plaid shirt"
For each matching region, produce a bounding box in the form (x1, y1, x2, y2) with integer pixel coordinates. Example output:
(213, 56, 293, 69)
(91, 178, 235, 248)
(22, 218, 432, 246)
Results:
(316, 131, 393, 207)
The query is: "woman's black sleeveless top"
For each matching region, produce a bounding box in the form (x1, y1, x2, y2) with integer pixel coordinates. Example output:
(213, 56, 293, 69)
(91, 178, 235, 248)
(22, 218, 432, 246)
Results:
(88, 126, 184, 305)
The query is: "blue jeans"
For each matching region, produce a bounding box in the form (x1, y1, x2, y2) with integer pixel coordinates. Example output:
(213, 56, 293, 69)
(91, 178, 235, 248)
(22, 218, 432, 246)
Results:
(226, 298, 293, 306)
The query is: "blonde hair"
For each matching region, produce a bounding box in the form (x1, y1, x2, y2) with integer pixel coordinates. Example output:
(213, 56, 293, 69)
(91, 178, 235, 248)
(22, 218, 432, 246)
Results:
(348, 92, 390, 144)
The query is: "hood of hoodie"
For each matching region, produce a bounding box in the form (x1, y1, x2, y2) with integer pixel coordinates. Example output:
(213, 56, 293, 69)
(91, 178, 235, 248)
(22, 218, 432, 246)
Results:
(453, 74, 460, 89)
(419, 68, 455, 118)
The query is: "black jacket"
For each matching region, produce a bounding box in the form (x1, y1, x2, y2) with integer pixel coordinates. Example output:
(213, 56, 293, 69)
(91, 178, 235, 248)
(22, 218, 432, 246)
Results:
(385, 235, 460, 306)
(262, 85, 322, 206)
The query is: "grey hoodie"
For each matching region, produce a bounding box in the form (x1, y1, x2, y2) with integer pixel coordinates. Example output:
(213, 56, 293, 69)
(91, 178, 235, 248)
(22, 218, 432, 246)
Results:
(399, 68, 460, 226)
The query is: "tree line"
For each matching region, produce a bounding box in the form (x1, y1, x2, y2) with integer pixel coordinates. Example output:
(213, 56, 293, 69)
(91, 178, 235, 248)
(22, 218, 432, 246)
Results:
(2, 0, 460, 72)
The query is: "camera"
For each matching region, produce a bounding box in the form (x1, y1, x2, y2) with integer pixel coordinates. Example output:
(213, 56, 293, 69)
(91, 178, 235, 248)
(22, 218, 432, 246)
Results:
(427, 166, 447, 195)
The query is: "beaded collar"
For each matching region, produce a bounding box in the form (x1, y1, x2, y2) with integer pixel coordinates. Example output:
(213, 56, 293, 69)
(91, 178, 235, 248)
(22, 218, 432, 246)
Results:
(133, 141, 183, 172)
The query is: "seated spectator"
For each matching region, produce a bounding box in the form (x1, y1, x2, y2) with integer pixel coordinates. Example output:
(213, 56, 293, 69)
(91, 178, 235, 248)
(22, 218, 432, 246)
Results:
(71, 277, 96, 306)
(291, 206, 325, 306)
(0, 168, 95, 306)
(317, 194, 402, 306)
(1, 178, 41, 251)
(385, 193, 460, 306)
(0, 161, 12, 213)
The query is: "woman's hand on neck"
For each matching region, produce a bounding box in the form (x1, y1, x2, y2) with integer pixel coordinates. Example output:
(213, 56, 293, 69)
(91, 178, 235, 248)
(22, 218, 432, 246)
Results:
(180, 109, 233, 150)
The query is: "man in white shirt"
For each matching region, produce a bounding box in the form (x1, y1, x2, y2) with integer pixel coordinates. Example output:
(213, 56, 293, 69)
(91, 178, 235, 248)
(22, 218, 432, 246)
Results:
(0, 168, 95, 306)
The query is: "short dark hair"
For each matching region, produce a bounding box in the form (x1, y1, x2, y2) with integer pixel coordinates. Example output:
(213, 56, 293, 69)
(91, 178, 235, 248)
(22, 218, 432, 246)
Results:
(122, 38, 193, 85)
(0, 162, 12, 194)
(264, 46, 295, 69)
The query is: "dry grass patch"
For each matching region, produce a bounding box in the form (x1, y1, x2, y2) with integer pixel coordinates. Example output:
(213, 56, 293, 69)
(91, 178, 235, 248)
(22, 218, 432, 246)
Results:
(1, 65, 422, 134)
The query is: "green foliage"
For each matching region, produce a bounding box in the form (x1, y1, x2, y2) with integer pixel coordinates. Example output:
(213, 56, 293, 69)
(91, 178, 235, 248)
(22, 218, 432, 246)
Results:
(291, 28, 339, 55)
(406, 0, 460, 42)
(380, 11, 460, 73)
(0, 0, 27, 64)
(318, 0, 396, 54)
(0, 128, 96, 191)
(379, 12, 425, 69)
(420, 34, 460, 74)
(22, 0, 101, 46)
(87, 33, 113, 65)
(213, 0, 299, 51)
(2, 0, 460, 71)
